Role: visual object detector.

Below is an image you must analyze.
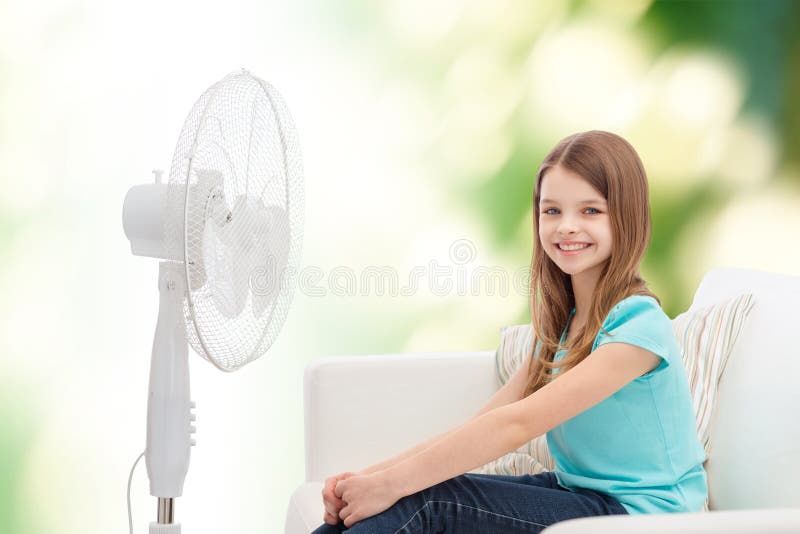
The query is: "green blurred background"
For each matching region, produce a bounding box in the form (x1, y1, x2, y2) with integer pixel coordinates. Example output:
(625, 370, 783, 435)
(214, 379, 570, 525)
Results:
(1, 0, 798, 532)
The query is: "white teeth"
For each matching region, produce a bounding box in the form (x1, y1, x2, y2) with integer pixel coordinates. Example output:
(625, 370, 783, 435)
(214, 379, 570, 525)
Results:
(559, 243, 590, 251)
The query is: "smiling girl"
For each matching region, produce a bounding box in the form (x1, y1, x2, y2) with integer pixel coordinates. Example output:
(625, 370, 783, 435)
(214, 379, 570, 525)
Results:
(312, 130, 707, 533)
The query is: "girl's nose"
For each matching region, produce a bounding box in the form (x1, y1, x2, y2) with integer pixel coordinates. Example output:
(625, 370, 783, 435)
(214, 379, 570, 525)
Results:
(557, 218, 579, 233)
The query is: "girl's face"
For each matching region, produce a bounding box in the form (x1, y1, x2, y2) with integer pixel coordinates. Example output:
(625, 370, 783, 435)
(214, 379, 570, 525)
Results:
(538, 165, 612, 276)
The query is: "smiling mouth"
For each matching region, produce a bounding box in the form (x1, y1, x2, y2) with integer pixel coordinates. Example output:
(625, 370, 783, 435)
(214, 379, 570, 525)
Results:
(556, 243, 593, 255)
(557, 243, 592, 250)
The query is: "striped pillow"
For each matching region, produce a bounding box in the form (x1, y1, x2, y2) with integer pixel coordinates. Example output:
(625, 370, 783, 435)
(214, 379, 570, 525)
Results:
(472, 293, 756, 513)
(672, 293, 755, 464)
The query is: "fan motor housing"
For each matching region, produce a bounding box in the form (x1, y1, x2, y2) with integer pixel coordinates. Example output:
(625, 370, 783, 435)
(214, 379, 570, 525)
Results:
(123, 183, 178, 260)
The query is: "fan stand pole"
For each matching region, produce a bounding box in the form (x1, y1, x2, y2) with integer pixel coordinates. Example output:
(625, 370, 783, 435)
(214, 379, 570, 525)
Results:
(158, 497, 175, 523)
(146, 261, 194, 534)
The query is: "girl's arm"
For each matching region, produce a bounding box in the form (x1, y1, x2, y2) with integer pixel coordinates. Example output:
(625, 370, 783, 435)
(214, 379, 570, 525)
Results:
(357, 427, 461, 475)
(359, 353, 535, 475)
(381, 341, 661, 498)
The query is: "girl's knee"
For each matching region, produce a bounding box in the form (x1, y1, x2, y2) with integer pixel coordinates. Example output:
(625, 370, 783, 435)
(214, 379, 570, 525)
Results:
(420, 474, 471, 502)
(343, 492, 431, 533)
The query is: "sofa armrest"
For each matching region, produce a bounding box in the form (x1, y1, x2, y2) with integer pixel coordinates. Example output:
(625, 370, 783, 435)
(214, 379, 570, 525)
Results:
(542, 508, 800, 533)
(303, 350, 498, 482)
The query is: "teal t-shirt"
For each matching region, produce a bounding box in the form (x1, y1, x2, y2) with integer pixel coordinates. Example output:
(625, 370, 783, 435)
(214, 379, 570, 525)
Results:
(541, 295, 708, 515)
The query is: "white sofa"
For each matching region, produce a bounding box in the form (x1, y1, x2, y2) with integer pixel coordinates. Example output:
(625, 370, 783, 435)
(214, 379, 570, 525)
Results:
(285, 267, 800, 533)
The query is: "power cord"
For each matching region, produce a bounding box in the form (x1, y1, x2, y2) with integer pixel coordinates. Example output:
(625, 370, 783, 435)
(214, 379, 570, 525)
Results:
(128, 450, 146, 534)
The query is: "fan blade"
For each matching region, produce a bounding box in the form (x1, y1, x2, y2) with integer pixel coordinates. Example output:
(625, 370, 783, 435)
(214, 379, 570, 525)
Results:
(249, 204, 290, 318)
(202, 216, 247, 319)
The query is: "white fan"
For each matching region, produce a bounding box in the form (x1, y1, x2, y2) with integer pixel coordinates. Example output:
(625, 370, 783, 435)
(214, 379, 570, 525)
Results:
(122, 69, 303, 533)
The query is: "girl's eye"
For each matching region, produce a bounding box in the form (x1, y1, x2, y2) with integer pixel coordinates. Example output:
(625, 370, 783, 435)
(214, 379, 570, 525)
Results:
(542, 208, 601, 215)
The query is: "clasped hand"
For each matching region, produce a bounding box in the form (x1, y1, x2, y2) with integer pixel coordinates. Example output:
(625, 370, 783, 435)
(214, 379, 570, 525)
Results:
(321, 470, 400, 528)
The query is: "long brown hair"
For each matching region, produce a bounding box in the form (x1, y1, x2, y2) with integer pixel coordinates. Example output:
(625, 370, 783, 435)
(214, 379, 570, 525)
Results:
(521, 130, 660, 399)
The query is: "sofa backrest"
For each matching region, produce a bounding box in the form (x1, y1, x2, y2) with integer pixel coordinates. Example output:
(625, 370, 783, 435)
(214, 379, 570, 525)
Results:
(689, 267, 800, 510)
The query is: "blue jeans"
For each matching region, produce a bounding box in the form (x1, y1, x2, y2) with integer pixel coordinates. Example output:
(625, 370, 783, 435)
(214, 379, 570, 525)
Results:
(310, 471, 628, 533)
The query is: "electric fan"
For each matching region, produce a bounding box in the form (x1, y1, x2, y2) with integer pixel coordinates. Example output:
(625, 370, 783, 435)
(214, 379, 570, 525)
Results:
(122, 69, 303, 533)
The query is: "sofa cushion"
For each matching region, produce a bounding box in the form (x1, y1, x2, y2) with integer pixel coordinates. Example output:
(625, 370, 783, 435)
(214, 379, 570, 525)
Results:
(672, 293, 755, 465)
(285, 481, 326, 534)
(688, 268, 800, 510)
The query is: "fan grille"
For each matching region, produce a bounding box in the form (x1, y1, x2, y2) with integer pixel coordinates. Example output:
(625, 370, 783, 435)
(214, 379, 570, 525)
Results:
(164, 70, 304, 371)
